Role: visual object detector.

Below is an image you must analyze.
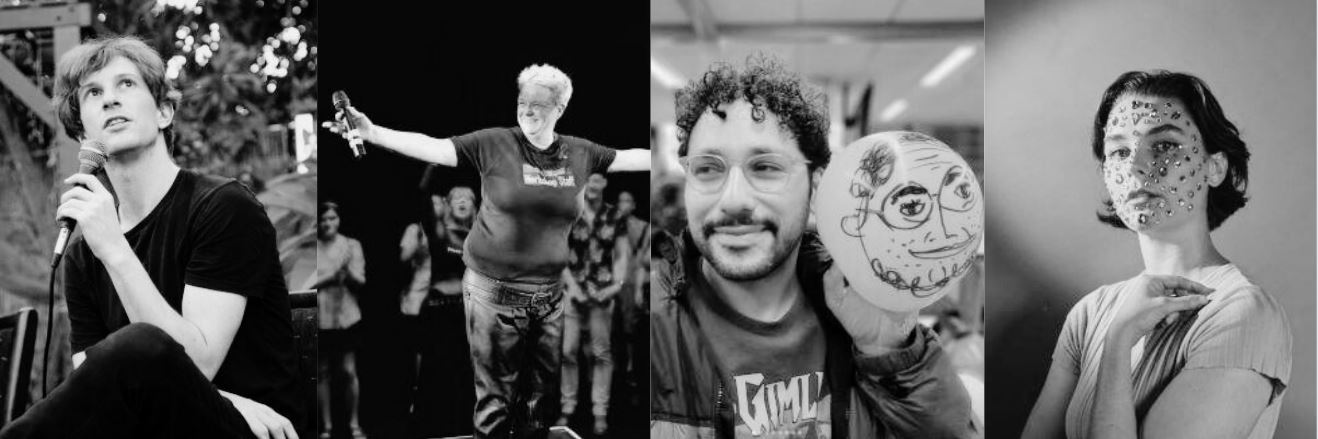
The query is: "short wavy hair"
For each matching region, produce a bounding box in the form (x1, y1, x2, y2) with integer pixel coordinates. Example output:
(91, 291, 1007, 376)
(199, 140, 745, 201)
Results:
(52, 35, 178, 150)
(1092, 70, 1249, 231)
(517, 63, 573, 107)
(675, 55, 830, 171)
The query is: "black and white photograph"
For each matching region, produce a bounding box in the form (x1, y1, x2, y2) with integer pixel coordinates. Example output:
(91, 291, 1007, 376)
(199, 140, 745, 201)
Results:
(0, 0, 318, 438)
(649, 0, 985, 437)
(317, 2, 650, 438)
(985, 0, 1316, 438)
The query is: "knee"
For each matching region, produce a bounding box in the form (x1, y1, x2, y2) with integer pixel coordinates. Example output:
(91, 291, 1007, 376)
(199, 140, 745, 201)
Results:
(97, 323, 181, 367)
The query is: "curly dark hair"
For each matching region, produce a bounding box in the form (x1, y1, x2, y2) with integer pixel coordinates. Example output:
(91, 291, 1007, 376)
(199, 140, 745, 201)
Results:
(1092, 70, 1249, 231)
(675, 55, 830, 171)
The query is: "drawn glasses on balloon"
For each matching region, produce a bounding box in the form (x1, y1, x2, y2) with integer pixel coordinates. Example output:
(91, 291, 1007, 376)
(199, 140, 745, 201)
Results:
(820, 132, 983, 310)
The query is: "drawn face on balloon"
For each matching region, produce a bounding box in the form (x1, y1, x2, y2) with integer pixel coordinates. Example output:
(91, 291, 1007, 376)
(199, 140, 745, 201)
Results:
(839, 133, 982, 297)
(1102, 94, 1219, 231)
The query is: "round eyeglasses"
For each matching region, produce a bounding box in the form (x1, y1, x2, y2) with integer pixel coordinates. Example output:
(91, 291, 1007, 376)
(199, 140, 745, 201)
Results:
(678, 153, 811, 194)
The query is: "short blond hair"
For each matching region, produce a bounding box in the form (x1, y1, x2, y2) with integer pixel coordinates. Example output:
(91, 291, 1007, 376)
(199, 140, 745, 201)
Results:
(517, 64, 573, 107)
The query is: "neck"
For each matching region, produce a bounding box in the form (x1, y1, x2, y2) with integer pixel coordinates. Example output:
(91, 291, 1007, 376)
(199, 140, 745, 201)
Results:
(105, 137, 180, 232)
(585, 196, 603, 213)
(526, 128, 555, 150)
(1137, 219, 1228, 275)
(446, 214, 472, 230)
(700, 248, 802, 322)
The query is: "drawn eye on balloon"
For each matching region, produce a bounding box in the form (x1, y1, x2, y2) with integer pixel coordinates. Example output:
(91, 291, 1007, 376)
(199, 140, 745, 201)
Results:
(818, 131, 984, 312)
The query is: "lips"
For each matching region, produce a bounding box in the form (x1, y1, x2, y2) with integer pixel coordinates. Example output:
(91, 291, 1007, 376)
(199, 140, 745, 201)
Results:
(1125, 189, 1161, 206)
(909, 232, 978, 259)
(104, 116, 130, 129)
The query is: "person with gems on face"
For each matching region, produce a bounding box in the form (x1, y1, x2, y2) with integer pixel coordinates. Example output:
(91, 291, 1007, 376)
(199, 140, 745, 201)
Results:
(649, 56, 976, 439)
(312, 201, 366, 439)
(0, 36, 302, 439)
(1021, 71, 1291, 439)
(324, 64, 650, 438)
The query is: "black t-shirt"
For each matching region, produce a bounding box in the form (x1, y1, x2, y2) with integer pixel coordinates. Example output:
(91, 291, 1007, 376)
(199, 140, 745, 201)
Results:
(688, 276, 831, 437)
(64, 169, 302, 425)
(451, 127, 616, 282)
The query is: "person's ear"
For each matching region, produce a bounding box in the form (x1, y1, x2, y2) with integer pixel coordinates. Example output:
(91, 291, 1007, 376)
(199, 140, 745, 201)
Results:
(1207, 151, 1228, 187)
(156, 100, 176, 131)
(809, 166, 825, 216)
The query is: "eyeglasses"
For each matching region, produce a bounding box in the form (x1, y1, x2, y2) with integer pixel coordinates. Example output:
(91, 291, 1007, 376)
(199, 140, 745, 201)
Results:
(678, 153, 811, 194)
(517, 100, 558, 113)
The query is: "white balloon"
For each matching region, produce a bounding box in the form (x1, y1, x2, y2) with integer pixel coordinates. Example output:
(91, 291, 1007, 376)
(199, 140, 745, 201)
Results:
(816, 131, 983, 312)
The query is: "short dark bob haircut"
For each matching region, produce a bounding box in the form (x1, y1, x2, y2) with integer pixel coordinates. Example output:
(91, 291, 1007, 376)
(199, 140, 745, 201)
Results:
(1092, 70, 1249, 231)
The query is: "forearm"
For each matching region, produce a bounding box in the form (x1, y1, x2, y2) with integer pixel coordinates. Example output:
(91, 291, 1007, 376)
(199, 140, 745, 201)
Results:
(367, 125, 457, 166)
(1090, 335, 1139, 439)
(607, 148, 652, 172)
(101, 252, 213, 373)
(611, 251, 629, 289)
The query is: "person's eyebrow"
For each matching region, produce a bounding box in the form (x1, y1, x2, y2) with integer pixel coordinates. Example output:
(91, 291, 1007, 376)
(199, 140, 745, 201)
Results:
(1104, 132, 1126, 143)
(889, 185, 928, 203)
(942, 168, 963, 186)
(1145, 124, 1185, 137)
(78, 72, 141, 94)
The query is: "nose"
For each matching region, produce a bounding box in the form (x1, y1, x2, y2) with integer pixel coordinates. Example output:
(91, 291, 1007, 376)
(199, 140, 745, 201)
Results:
(926, 203, 961, 242)
(1129, 148, 1158, 180)
(716, 167, 756, 216)
(100, 88, 121, 110)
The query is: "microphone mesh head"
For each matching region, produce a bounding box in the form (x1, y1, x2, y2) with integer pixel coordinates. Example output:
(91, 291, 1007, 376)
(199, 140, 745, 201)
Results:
(332, 90, 349, 110)
(78, 140, 107, 173)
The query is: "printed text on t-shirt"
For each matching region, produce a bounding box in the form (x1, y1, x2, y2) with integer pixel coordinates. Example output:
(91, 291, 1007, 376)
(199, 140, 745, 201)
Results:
(522, 164, 576, 188)
(734, 371, 827, 436)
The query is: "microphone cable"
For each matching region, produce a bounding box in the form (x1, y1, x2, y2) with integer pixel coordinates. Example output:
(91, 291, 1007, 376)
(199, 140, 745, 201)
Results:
(43, 264, 55, 397)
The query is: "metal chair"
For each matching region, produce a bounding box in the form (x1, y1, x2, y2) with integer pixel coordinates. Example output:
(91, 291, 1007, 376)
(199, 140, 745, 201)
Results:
(288, 290, 318, 439)
(0, 308, 37, 427)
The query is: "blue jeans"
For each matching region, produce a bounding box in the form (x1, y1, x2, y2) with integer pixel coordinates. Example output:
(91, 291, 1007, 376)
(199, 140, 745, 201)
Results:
(463, 269, 564, 439)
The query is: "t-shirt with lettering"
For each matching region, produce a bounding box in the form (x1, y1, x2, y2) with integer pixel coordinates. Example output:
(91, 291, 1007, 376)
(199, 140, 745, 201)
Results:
(451, 127, 616, 282)
(689, 276, 832, 438)
(64, 169, 302, 426)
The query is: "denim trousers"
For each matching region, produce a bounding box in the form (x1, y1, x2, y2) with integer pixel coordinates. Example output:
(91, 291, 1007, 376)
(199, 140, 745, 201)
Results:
(463, 269, 564, 439)
(559, 297, 614, 417)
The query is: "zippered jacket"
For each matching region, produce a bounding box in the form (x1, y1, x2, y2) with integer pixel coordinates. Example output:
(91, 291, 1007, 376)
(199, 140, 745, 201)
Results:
(649, 231, 979, 438)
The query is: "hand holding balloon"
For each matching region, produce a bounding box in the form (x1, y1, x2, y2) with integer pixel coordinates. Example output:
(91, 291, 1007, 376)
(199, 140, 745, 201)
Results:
(815, 131, 984, 312)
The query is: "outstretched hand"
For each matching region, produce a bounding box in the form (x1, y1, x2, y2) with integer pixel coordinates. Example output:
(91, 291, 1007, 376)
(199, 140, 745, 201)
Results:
(320, 105, 374, 145)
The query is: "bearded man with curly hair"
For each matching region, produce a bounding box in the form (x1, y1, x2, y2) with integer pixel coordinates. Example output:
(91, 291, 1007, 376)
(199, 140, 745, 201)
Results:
(649, 55, 977, 438)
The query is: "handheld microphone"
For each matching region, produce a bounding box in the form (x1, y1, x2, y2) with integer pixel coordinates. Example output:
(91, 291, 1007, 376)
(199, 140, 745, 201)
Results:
(51, 139, 107, 268)
(332, 90, 365, 159)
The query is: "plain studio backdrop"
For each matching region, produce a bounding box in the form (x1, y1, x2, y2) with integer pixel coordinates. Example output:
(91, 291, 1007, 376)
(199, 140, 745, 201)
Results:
(984, 0, 1315, 437)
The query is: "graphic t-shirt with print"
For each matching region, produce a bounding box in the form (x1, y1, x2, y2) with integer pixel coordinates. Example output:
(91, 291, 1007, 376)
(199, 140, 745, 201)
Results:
(689, 276, 832, 438)
(451, 127, 616, 282)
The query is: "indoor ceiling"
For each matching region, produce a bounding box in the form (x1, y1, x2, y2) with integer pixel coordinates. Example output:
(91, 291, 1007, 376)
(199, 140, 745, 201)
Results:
(650, 0, 984, 127)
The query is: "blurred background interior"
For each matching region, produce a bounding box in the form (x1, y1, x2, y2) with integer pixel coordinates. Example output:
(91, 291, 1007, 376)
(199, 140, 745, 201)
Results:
(650, 0, 985, 426)
(0, 0, 316, 426)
